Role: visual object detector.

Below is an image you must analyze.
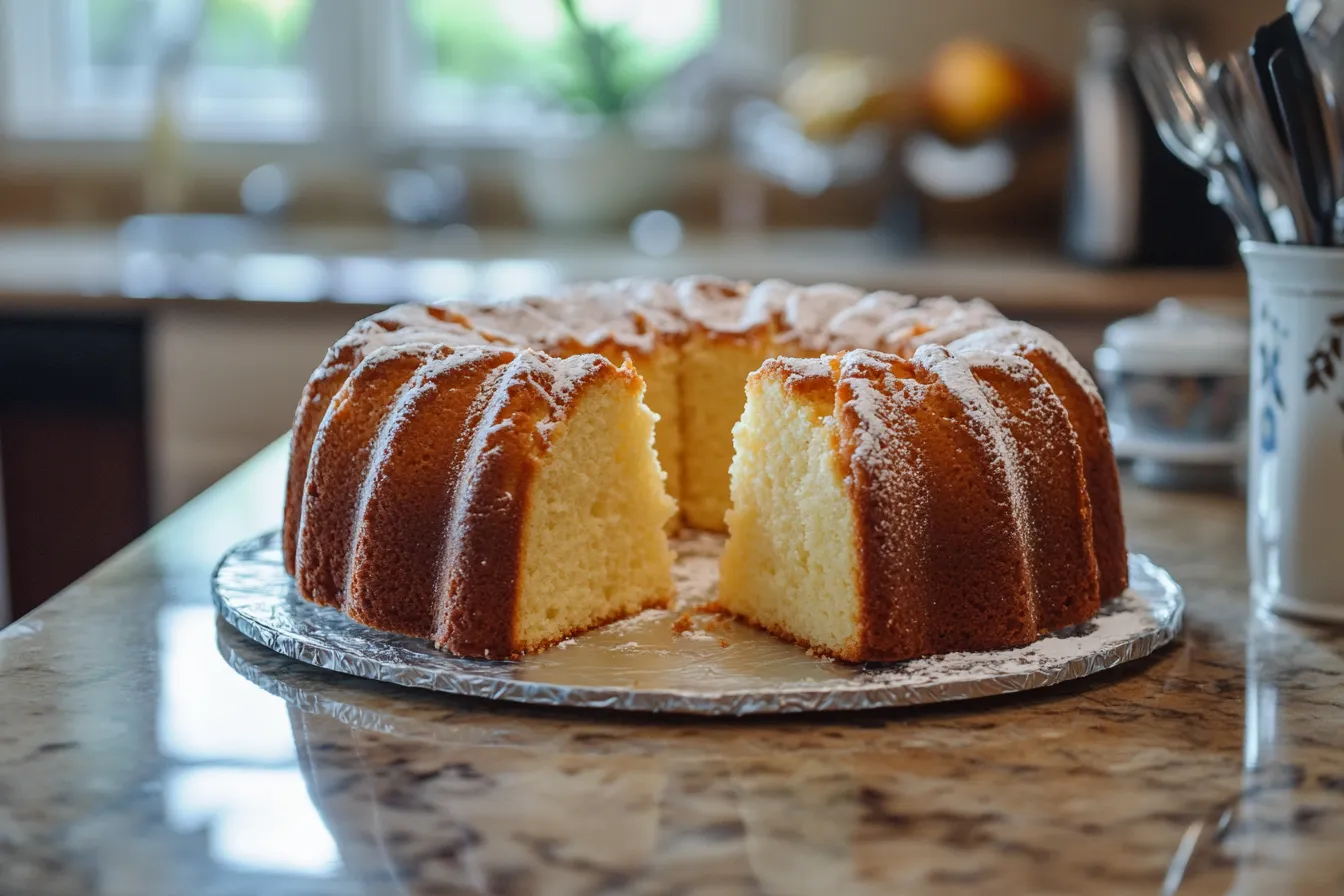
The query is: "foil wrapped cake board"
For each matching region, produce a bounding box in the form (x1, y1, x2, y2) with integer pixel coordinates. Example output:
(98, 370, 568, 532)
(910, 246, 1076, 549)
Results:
(213, 531, 1183, 716)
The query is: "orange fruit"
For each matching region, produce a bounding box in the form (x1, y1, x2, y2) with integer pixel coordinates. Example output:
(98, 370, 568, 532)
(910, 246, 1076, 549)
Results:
(926, 39, 1051, 143)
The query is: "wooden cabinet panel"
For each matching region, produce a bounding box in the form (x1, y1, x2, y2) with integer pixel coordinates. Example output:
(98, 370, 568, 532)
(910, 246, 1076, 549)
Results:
(1, 412, 147, 617)
(0, 316, 148, 618)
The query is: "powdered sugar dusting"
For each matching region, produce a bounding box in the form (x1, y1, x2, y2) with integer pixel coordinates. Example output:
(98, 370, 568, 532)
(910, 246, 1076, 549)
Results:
(856, 589, 1152, 686)
(836, 350, 933, 612)
(950, 323, 1103, 401)
(783, 282, 866, 349)
(758, 355, 835, 395)
(953, 346, 1041, 383)
(676, 628, 724, 643)
(595, 608, 668, 638)
(672, 274, 758, 333)
(316, 277, 1034, 373)
(911, 345, 1011, 440)
(916, 344, 1038, 612)
(740, 278, 798, 329)
(825, 291, 917, 351)
(609, 277, 688, 336)
(910, 344, 1031, 518)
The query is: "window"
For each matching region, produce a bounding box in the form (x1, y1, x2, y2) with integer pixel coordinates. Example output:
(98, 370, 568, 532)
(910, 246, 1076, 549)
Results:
(3, 0, 319, 141)
(1, 0, 774, 152)
(395, 0, 718, 142)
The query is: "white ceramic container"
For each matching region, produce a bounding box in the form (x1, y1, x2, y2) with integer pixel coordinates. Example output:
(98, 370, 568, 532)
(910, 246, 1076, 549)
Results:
(1241, 243, 1344, 622)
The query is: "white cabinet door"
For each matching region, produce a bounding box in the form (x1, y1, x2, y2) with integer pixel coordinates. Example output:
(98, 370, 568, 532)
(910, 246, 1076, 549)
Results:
(147, 304, 368, 520)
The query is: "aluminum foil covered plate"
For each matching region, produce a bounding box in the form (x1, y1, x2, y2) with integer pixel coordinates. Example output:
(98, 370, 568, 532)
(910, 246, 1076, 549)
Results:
(213, 530, 1184, 715)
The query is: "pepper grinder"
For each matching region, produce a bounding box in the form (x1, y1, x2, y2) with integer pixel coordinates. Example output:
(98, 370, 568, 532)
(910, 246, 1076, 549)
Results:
(1063, 9, 1236, 266)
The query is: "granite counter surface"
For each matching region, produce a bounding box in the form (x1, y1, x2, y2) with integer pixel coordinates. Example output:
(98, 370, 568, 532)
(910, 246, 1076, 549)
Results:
(1, 440, 1341, 895)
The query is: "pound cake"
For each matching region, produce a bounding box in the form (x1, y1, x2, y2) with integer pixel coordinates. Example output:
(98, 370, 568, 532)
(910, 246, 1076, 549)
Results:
(293, 343, 675, 658)
(950, 323, 1128, 601)
(718, 344, 1102, 662)
(285, 278, 1125, 661)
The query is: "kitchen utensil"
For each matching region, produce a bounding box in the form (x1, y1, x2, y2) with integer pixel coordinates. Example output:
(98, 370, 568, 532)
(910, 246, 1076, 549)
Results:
(1290, 1, 1344, 123)
(1241, 242, 1344, 623)
(1250, 14, 1297, 149)
(1294, 5, 1344, 157)
(1288, 0, 1344, 37)
(1269, 46, 1337, 244)
(1133, 38, 1275, 241)
(1290, 2, 1344, 239)
(1208, 61, 1293, 242)
(1224, 51, 1312, 242)
(1153, 37, 1275, 241)
(1249, 13, 1337, 244)
(1202, 58, 1277, 239)
(1173, 39, 1260, 204)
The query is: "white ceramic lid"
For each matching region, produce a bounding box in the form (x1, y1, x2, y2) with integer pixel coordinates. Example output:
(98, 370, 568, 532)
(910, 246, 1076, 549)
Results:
(1095, 298, 1249, 375)
(1110, 429, 1246, 463)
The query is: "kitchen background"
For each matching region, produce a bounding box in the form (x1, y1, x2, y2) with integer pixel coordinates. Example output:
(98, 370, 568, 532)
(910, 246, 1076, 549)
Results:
(0, 0, 1275, 624)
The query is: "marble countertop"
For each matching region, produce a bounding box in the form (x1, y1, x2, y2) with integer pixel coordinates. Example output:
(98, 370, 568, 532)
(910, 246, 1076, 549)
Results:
(2, 440, 1342, 895)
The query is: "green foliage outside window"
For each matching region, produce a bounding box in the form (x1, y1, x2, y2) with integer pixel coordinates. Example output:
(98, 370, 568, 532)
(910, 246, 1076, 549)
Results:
(409, 0, 717, 116)
(84, 0, 311, 69)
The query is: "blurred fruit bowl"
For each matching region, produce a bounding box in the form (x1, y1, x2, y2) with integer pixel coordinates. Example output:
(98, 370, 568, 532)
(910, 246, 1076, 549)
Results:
(779, 54, 924, 142)
(924, 39, 1065, 145)
(779, 40, 1066, 148)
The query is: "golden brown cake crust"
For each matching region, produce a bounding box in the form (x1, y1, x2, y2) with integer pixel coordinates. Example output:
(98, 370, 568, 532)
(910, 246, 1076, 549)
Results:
(283, 306, 495, 575)
(837, 348, 1039, 661)
(343, 347, 519, 637)
(751, 356, 839, 404)
(284, 334, 365, 577)
(435, 352, 620, 658)
(959, 349, 1101, 630)
(951, 324, 1128, 599)
(294, 342, 631, 659)
(295, 344, 448, 607)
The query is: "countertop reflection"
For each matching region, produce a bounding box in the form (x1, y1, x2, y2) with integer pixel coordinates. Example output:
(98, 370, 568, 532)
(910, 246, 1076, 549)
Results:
(1, 439, 1342, 895)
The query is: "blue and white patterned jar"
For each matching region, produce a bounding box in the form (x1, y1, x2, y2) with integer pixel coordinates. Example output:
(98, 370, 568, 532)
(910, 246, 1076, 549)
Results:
(1094, 298, 1250, 443)
(1241, 243, 1344, 622)
(1093, 298, 1249, 490)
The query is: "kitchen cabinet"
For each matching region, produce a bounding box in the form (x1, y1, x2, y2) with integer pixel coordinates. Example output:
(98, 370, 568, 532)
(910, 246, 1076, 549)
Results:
(0, 315, 148, 619)
(146, 303, 361, 518)
(0, 303, 363, 617)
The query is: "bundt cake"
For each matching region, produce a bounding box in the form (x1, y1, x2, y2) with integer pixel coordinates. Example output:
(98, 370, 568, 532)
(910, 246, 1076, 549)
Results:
(671, 277, 1008, 530)
(717, 345, 1102, 662)
(283, 277, 1126, 661)
(293, 342, 675, 658)
(949, 324, 1128, 601)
